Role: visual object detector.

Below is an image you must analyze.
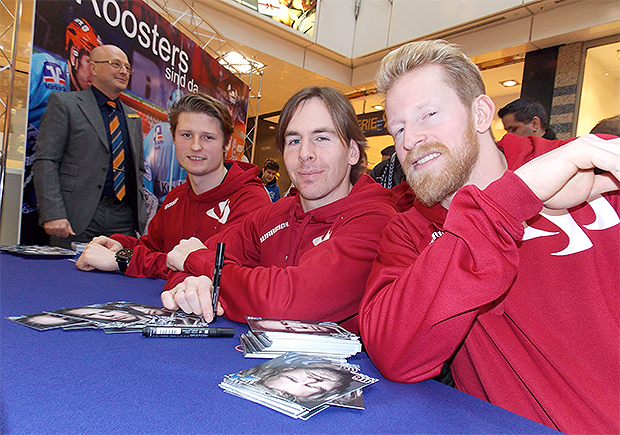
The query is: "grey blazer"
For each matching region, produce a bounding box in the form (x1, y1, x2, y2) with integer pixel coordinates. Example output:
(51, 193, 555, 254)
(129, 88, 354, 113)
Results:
(33, 88, 147, 236)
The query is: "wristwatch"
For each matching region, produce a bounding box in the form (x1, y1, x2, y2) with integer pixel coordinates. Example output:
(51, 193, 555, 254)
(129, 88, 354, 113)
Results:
(115, 248, 133, 273)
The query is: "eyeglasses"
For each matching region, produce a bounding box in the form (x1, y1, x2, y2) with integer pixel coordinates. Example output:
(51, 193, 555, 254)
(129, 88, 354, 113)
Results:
(93, 60, 134, 74)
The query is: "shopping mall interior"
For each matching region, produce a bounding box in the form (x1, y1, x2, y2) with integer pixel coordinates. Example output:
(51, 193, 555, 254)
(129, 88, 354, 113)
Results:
(1, 0, 619, 243)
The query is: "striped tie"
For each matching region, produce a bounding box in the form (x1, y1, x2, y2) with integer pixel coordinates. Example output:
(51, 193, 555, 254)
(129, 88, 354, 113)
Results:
(107, 101, 126, 201)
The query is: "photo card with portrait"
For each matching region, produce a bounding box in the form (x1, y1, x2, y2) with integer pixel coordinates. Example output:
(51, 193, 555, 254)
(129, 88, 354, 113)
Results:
(8, 301, 210, 334)
(48, 303, 153, 330)
(0, 244, 76, 257)
(220, 352, 377, 419)
(241, 317, 362, 359)
(7, 312, 91, 331)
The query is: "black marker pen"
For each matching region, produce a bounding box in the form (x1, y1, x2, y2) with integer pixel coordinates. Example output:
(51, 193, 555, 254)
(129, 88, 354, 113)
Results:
(211, 242, 225, 321)
(142, 326, 234, 338)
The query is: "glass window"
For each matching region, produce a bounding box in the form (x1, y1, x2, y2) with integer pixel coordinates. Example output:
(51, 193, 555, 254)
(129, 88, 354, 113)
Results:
(576, 40, 620, 136)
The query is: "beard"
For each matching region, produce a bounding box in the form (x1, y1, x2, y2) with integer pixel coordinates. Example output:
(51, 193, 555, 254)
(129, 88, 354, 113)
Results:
(403, 120, 480, 207)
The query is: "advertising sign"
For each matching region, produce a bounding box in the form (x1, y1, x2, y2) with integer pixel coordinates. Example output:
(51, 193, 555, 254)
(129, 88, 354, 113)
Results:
(25, 0, 250, 221)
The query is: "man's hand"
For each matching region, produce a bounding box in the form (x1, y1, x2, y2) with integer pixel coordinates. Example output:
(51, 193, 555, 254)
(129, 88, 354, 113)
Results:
(161, 275, 224, 322)
(89, 235, 123, 252)
(75, 237, 121, 272)
(515, 135, 620, 210)
(166, 237, 207, 272)
(43, 219, 75, 239)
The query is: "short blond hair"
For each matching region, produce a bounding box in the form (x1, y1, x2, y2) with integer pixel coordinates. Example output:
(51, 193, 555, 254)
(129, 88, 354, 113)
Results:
(376, 39, 485, 109)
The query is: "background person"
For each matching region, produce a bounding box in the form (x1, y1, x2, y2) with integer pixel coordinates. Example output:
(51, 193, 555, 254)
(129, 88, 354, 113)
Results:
(498, 97, 557, 139)
(75, 93, 270, 278)
(33, 45, 146, 248)
(22, 17, 103, 245)
(590, 114, 620, 136)
(161, 86, 397, 333)
(359, 40, 619, 435)
(260, 158, 280, 202)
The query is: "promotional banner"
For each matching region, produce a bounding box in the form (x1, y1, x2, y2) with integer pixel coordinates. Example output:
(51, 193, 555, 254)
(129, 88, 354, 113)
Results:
(25, 0, 250, 235)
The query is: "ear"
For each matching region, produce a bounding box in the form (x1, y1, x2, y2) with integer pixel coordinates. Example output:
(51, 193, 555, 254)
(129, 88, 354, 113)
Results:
(347, 139, 361, 166)
(530, 116, 542, 131)
(472, 94, 495, 134)
(89, 61, 97, 77)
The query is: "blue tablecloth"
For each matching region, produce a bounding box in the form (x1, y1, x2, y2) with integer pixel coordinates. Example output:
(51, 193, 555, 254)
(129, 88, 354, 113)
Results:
(0, 252, 559, 434)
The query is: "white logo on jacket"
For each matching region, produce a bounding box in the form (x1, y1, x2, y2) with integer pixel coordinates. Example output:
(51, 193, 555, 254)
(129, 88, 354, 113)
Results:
(260, 222, 289, 243)
(164, 197, 178, 210)
(312, 230, 332, 246)
(523, 196, 619, 256)
(206, 199, 231, 224)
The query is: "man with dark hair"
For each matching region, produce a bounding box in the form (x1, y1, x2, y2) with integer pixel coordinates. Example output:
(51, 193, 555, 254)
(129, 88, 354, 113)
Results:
(76, 93, 270, 278)
(498, 97, 557, 139)
(261, 158, 280, 202)
(161, 86, 397, 333)
(590, 114, 620, 136)
(359, 40, 619, 434)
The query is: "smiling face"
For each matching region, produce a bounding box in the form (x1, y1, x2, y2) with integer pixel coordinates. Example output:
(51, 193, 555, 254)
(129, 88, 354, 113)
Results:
(174, 111, 229, 194)
(283, 98, 359, 212)
(386, 64, 481, 208)
(262, 168, 277, 184)
(89, 45, 130, 99)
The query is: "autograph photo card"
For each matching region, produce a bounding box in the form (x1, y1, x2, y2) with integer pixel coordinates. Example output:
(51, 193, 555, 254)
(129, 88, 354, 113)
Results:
(7, 301, 210, 333)
(220, 352, 377, 419)
(7, 312, 89, 331)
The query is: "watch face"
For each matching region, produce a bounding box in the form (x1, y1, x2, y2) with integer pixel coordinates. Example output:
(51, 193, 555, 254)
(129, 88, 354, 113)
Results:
(116, 249, 133, 260)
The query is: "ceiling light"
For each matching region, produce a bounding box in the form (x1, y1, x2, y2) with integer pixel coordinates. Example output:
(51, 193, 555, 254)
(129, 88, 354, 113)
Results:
(373, 104, 384, 111)
(501, 80, 518, 87)
(218, 51, 264, 74)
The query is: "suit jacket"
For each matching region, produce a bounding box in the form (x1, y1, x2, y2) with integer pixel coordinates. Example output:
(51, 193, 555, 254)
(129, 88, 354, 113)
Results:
(33, 88, 147, 236)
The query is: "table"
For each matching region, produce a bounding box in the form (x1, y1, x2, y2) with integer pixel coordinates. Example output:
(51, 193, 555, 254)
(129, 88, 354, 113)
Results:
(0, 253, 559, 434)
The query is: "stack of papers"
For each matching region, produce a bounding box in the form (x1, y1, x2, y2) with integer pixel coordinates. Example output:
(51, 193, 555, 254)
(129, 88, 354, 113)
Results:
(7, 301, 209, 333)
(220, 352, 377, 419)
(240, 317, 362, 360)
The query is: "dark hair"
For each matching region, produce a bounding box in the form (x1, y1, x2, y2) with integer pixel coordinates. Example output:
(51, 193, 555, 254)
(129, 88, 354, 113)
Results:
(263, 158, 279, 171)
(590, 115, 620, 136)
(275, 86, 367, 182)
(380, 145, 395, 156)
(498, 98, 549, 129)
(169, 93, 234, 147)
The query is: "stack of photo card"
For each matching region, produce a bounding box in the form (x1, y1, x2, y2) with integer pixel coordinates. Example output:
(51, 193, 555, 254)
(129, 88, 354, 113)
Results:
(220, 352, 378, 419)
(0, 244, 76, 257)
(240, 317, 362, 360)
(7, 301, 209, 333)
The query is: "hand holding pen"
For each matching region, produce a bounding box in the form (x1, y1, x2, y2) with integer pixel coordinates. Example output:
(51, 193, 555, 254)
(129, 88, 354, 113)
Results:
(161, 276, 224, 322)
(160, 243, 225, 322)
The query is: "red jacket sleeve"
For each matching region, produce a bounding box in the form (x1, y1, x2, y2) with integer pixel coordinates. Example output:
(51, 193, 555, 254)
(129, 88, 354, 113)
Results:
(110, 234, 139, 250)
(359, 171, 543, 382)
(114, 208, 169, 279)
(168, 205, 396, 330)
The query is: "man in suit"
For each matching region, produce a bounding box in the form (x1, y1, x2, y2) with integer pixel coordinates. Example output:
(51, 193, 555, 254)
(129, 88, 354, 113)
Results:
(34, 45, 146, 248)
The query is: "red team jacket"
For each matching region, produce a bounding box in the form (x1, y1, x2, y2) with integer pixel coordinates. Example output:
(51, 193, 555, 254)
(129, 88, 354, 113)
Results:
(166, 175, 397, 333)
(359, 134, 619, 434)
(111, 161, 271, 279)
